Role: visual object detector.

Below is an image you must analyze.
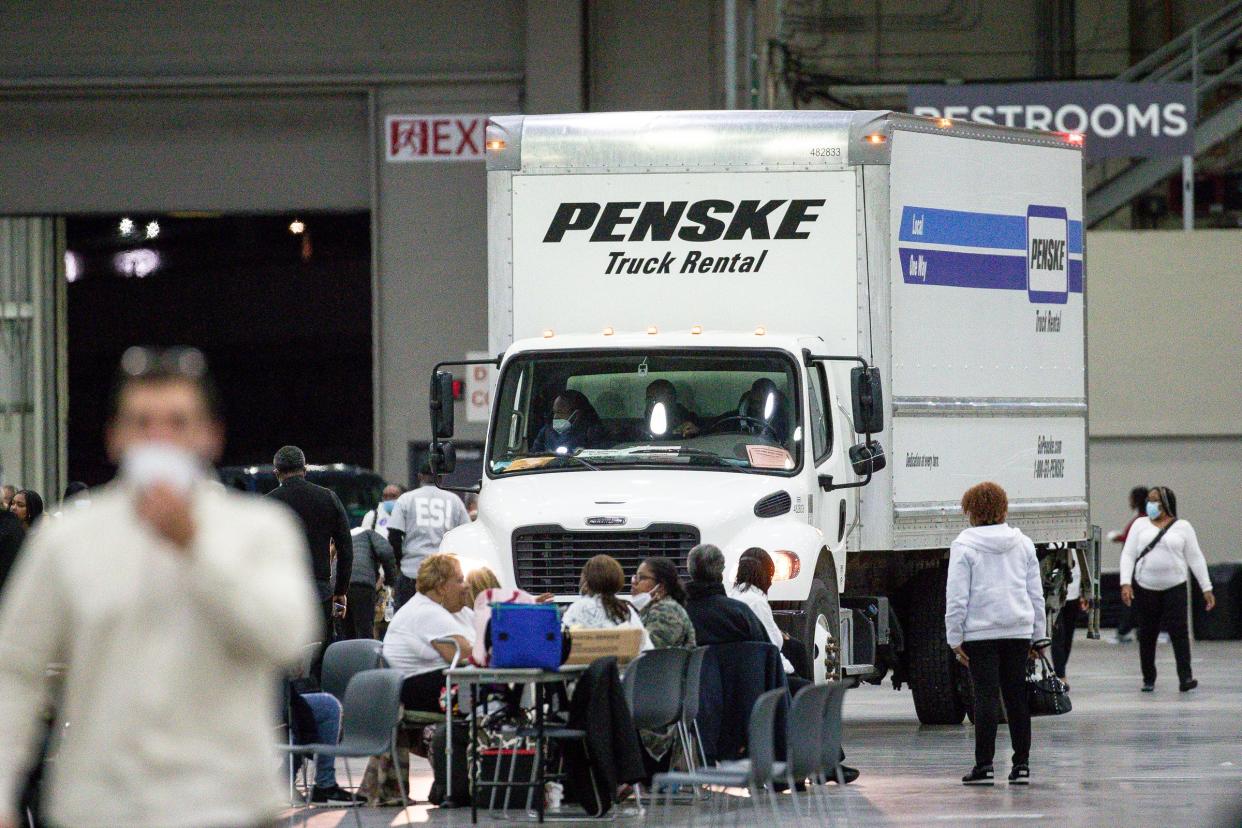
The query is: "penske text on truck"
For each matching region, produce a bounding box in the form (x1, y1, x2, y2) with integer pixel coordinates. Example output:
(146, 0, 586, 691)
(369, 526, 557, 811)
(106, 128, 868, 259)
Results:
(425, 110, 1100, 724)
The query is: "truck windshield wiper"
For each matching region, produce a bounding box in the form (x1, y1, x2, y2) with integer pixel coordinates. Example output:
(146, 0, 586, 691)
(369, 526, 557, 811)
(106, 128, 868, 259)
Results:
(627, 447, 759, 473)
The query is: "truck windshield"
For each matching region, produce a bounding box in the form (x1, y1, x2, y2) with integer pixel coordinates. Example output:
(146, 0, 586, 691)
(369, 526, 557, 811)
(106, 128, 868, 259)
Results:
(488, 349, 802, 476)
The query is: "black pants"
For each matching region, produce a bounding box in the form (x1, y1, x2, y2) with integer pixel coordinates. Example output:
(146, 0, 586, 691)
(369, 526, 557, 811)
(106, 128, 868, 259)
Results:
(1133, 581, 1193, 684)
(963, 639, 1031, 768)
(783, 637, 813, 681)
(402, 669, 448, 712)
(395, 574, 419, 611)
(1050, 598, 1082, 679)
(310, 594, 339, 682)
(343, 583, 377, 640)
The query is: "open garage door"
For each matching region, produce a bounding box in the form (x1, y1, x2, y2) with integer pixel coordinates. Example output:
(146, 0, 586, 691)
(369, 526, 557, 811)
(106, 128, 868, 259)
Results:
(0, 217, 66, 499)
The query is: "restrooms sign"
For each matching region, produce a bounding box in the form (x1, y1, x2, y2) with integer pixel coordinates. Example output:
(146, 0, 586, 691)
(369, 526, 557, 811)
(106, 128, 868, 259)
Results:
(906, 81, 1195, 160)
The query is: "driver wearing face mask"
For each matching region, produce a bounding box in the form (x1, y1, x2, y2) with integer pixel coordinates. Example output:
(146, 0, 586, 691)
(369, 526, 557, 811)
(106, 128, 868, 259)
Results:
(531, 390, 599, 454)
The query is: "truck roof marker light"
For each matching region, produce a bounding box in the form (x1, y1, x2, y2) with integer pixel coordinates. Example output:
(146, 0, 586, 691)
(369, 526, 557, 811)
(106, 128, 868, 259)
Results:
(864, 133, 886, 144)
(1065, 132, 1085, 146)
(486, 138, 506, 151)
(934, 117, 952, 129)
(647, 325, 658, 335)
(602, 326, 614, 336)
(690, 325, 703, 335)
(542, 328, 555, 338)
(754, 326, 766, 336)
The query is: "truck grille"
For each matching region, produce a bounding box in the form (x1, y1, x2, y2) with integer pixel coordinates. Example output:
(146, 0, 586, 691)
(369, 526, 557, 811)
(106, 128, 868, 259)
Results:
(512, 523, 699, 594)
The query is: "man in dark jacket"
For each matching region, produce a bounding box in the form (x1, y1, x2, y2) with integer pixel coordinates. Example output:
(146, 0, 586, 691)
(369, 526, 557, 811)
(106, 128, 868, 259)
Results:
(683, 543, 768, 645)
(0, 509, 27, 597)
(266, 445, 353, 647)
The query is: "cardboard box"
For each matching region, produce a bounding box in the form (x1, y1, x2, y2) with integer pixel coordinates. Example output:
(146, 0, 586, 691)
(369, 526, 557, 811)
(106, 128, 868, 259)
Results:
(564, 627, 643, 666)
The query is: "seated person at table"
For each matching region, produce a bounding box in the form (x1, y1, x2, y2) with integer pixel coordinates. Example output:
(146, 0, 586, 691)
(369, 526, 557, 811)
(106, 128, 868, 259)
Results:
(285, 682, 363, 804)
(643, 379, 700, 439)
(531, 390, 601, 454)
(683, 543, 768, 646)
(562, 554, 653, 651)
(382, 554, 473, 712)
(728, 547, 806, 690)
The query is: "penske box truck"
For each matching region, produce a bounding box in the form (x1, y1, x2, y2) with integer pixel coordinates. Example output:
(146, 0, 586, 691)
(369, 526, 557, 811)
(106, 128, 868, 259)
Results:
(426, 110, 1099, 724)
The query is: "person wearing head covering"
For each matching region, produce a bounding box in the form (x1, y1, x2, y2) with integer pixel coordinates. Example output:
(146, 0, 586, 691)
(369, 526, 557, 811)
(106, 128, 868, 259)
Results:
(1119, 486, 1214, 693)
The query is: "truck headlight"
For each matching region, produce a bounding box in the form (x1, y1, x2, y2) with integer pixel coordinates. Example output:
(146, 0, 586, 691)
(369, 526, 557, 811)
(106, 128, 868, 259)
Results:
(772, 550, 801, 581)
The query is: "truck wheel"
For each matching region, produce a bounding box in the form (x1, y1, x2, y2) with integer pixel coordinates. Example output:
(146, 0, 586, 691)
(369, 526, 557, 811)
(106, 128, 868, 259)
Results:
(906, 567, 967, 725)
(804, 575, 841, 684)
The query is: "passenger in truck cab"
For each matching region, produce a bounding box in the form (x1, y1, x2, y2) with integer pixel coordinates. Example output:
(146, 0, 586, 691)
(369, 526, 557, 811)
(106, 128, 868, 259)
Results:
(736, 378, 791, 443)
(531, 389, 602, 454)
(643, 379, 700, 439)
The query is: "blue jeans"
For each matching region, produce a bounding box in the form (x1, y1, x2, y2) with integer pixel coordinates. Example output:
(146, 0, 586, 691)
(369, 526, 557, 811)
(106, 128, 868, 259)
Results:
(293, 692, 342, 789)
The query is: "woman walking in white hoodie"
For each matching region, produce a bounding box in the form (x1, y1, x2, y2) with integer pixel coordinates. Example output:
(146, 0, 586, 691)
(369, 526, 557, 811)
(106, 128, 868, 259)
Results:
(945, 482, 1046, 786)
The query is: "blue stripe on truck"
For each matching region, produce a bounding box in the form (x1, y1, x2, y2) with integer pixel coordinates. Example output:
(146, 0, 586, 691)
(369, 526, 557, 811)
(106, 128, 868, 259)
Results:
(898, 248, 1084, 293)
(898, 206, 1084, 255)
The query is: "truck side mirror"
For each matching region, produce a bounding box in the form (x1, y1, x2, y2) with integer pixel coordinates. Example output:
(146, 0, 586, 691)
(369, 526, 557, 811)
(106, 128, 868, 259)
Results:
(429, 440, 457, 475)
(849, 440, 886, 476)
(850, 367, 885, 434)
(430, 371, 456, 439)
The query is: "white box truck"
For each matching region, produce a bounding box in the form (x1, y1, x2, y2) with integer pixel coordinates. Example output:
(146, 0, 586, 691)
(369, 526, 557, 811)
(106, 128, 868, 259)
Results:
(426, 110, 1099, 723)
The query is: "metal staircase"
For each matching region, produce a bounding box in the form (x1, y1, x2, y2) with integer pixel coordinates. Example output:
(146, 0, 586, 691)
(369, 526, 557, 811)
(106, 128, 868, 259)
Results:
(1086, 1, 1242, 226)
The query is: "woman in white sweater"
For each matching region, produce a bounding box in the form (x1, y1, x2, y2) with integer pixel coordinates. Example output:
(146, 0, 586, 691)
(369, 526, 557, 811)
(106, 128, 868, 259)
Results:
(944, 482, 1046, 786)
(1119, 486, 1214, 693)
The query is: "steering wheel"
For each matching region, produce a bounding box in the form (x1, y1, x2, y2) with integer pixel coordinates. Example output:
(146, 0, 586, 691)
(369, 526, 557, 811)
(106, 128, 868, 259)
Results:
(707, 414, 779, 441)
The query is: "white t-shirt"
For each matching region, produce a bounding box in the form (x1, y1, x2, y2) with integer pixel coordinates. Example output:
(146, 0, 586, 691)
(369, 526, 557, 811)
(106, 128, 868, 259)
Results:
(382, 593, 474, 677)
(562, 594, 653, 651)
(388, 486, 470, 578)
(1120, 518, 1212, 592)
(361, 500, 398, 533)
(728, 583, 795, 674)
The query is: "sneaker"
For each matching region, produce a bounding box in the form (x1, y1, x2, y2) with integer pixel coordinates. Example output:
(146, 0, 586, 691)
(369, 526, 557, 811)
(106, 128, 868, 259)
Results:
(1179, 679, 1198, 693)
(1008, 764, 1030, 785)
(1141, 682, 1155, 692)
(962, 766, 994, 785)
(310, 785, 365, 805)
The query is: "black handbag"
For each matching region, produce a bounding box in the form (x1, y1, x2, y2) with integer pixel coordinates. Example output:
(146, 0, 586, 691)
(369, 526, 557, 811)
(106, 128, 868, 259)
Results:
(1027, 649, 1072, 717)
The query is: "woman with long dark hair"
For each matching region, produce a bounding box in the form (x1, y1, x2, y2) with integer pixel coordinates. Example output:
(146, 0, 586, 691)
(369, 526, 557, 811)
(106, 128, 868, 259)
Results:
(630, 556, 694, 650)
(10, 490, 44, 529)
(1120, 486, 1214, 692)
(728, 547, 809, 687)
(562, 554, 652, 650)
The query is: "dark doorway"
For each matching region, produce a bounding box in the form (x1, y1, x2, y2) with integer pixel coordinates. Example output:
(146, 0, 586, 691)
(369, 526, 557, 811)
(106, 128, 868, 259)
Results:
(66, 213, 372, 485)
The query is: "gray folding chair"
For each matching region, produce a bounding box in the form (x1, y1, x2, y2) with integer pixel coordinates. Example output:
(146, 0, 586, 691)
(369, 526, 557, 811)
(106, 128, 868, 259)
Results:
(679, 646, 709, 772)
(282, 668, 409, 828)
(321, 638, 385, 702)
(622, 648, 690, 813)
(781, 682, 831, 821)
(398, 636, 465, 804)
(652, 687, 787, 825)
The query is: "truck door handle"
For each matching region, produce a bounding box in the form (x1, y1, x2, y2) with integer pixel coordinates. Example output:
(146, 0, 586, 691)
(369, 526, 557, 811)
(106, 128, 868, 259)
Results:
(838, 499, 847, 542)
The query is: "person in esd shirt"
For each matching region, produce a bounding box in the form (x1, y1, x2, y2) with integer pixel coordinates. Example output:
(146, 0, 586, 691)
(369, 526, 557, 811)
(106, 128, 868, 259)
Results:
(387, 462, 470, 611)
(0, 347, 317, 828)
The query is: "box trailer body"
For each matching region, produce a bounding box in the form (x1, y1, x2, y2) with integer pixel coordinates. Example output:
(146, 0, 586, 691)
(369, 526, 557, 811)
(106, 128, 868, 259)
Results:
(431, 110, 1095, 723)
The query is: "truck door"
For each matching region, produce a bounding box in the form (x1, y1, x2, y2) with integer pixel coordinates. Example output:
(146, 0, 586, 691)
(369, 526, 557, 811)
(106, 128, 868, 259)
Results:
(804, 357, 852, 586)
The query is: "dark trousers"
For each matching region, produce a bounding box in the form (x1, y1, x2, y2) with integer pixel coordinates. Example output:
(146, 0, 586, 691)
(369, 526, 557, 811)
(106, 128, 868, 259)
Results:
(963, 639, 1031, 768)
(1050, 598, 1082, 678)
(343, 583, 377, 640)
(1133, 581, 1193, 684)
(401, 669, 447, 712)
(783, 637, 813, 681)
(395, 574, 419, 611)
(310, 594, 339, 682)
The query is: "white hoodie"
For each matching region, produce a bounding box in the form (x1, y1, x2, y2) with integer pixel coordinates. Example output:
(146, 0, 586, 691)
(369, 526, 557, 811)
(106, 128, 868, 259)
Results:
(944, 523, 1046, 648)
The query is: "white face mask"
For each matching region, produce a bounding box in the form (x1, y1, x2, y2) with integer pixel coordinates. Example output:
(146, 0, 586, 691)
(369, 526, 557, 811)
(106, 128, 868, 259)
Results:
(629, 591, 653, 611)
(120, 441, 204, 494)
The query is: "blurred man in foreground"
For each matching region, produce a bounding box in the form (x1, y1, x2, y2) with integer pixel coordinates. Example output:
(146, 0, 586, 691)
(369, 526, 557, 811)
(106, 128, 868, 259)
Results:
(0, 347, 318, 828)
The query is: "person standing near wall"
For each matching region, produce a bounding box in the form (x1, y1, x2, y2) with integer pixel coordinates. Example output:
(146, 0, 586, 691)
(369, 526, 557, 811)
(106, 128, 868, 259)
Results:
(1050, 552, 1089, 689)
(946, 481, 1046, 786)
(344, 524, 398, 640)
(1120, 486, 1214, 693)
(1108, 485, 1150, 643)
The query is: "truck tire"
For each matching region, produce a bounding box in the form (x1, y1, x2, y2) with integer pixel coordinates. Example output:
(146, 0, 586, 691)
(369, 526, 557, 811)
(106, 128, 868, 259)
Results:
(906, 567, 967, 725)
(803, 573, 841, 684)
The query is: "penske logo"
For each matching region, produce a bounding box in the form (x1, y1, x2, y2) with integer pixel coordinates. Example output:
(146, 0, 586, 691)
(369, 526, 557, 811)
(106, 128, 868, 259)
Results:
(542, 199, 826, 243)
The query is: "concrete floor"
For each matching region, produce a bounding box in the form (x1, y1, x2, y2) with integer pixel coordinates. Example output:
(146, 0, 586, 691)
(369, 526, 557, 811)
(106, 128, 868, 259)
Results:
(281, 637, 1242, 827)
